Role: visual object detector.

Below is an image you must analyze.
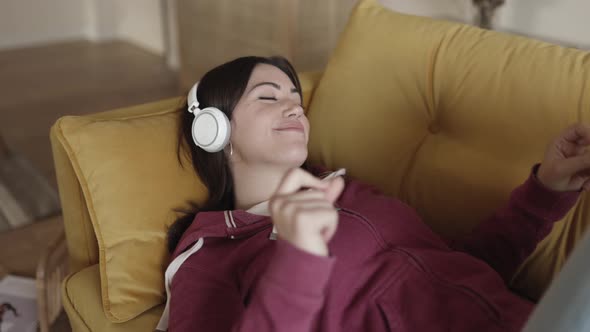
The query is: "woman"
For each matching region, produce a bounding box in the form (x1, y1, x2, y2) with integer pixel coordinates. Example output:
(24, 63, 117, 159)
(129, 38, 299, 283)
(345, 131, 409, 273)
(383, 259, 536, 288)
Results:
(158, 55, 588, 332)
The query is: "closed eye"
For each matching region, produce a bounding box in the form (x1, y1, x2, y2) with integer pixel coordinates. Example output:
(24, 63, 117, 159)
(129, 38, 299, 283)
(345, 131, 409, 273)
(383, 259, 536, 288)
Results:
(258, 96, 304, 110)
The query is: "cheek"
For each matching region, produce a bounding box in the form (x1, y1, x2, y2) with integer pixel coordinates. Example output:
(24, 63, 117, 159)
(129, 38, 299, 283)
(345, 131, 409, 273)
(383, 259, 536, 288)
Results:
(231, 112, 272, 144)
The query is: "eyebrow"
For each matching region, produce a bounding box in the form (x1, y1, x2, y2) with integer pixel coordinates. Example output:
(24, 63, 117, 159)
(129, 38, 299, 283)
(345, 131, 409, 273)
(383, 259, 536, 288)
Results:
(248, 82, 299, 94)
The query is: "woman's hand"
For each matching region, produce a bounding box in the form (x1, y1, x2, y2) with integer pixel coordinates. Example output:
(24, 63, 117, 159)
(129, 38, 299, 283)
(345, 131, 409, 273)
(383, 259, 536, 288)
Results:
(269, 168, 345, 256)
(537, 123, 590, 192)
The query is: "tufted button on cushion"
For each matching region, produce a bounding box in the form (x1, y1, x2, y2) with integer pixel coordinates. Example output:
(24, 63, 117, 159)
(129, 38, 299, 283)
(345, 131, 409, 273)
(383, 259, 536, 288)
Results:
(428, 122, 441, 134)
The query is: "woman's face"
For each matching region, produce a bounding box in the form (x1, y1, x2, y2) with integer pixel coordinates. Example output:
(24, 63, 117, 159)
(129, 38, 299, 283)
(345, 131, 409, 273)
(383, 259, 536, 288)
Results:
(230, 64, 309, 168)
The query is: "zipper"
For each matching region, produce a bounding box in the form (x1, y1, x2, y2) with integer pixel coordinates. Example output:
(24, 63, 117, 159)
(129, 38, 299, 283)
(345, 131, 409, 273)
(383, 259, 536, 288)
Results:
(394, 247, 503, 323)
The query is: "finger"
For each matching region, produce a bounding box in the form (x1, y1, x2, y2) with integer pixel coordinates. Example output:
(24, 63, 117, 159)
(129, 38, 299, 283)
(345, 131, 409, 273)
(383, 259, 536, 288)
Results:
(275, 168, 328, 195)
(319, 212, 339, 241)
(269, 191, 328, 216)
(557, 152, 590, 176)
(324, 177, 345, 204)
(321, 222, 337, 242)
(576, 145, 587, 155)
(563, 123, 590, 145)
(569, 173, 589, 190)
(302, 207, 339, 242)
(289, 206, 338, 236)
(294, 207, 338, 227)
(282, 200, 334, 218)
(278, 190, 327, 202)
(553, 139, 579, 158)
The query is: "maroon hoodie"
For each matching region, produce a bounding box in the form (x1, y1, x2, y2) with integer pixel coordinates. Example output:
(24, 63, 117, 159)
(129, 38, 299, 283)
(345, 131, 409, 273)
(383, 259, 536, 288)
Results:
(167, 165, 579, 332)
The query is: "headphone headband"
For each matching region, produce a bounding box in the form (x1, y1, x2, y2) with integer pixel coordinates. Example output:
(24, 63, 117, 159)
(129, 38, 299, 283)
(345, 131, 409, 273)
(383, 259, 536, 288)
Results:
(187, 82, 200, 113)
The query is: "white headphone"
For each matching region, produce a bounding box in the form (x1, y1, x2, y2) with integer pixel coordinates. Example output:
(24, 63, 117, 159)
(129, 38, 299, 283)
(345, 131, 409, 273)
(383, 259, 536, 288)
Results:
(187, 82, 231, 153)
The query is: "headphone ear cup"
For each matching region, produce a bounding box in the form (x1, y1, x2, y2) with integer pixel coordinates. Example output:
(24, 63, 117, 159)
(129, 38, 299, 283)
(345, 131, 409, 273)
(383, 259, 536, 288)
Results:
(191, 107, 231, 153)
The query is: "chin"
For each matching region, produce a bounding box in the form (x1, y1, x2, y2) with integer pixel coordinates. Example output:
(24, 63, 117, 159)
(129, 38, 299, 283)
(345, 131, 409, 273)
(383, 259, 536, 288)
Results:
(276, 145, 308, 167)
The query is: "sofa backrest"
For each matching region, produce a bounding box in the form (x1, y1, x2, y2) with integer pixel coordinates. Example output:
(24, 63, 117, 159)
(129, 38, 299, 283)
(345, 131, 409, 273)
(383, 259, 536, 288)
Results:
(306, 0, 590, 300)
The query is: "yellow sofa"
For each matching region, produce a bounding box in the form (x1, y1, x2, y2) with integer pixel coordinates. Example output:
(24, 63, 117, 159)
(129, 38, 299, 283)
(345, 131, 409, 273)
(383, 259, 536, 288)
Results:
(50, 0, 590, 330)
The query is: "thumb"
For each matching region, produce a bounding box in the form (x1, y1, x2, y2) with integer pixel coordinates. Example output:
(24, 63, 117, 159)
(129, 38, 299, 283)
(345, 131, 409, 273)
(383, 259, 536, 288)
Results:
(324, 177, 345, 204)
(557, 153, 590, 177)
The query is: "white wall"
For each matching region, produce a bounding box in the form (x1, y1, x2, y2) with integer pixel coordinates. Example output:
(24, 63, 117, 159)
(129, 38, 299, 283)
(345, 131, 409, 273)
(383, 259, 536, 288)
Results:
(91, 0, 166, 55)
(3, 0, 588, 56)
(0, 0, 93, 50)
(379, 0, 590, 49)
(163, 0, 181, 70)
(379, 0, 472, 23)
(497, 0, 590, 49)
(0, 0, 166, 55)
(116, 1, 165, 55)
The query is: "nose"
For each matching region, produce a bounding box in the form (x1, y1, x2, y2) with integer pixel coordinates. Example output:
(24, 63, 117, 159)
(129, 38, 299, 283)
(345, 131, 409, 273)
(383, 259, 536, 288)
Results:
(283, 102, 304, 118)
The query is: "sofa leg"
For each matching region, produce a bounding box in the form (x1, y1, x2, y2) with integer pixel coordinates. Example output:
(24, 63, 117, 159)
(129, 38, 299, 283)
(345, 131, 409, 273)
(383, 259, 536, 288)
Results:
(36, 230, 68, 332)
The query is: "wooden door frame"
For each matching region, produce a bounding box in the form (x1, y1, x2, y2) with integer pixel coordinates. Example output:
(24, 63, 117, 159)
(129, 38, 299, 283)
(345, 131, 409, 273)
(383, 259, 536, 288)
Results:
(161, 0, 181, 71)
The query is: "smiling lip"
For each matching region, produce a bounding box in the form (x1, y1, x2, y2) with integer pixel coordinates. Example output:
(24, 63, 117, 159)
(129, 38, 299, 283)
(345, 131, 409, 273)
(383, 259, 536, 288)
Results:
(275, 127, 304, 132)
(274, 122, 304, 132)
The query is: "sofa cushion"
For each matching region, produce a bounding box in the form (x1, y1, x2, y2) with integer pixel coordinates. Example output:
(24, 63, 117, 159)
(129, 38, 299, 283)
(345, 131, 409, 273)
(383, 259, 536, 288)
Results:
(56, 99, 208, 322)
(307, 0, 590, 300)
(62, 264, 164, 330)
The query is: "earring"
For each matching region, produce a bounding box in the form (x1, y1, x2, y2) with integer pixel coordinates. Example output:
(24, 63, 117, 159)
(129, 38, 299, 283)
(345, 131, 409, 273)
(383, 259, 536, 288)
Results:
(229, 141, 233, 156)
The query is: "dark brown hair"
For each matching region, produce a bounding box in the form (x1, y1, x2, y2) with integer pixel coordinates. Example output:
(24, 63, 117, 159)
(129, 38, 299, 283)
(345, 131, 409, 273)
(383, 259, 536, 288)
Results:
(167, 56, 303, 253)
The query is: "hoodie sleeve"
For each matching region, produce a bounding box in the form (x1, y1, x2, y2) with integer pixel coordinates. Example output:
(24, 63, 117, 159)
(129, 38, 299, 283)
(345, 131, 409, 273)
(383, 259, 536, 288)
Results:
(448, 164, 580, 283)
(169, 239, 336, 332)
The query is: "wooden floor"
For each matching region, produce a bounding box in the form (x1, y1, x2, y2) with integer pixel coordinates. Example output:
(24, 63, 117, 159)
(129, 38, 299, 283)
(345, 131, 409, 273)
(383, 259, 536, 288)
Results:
(0, 40, 181, 189)
(0, 40, 181, 332)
